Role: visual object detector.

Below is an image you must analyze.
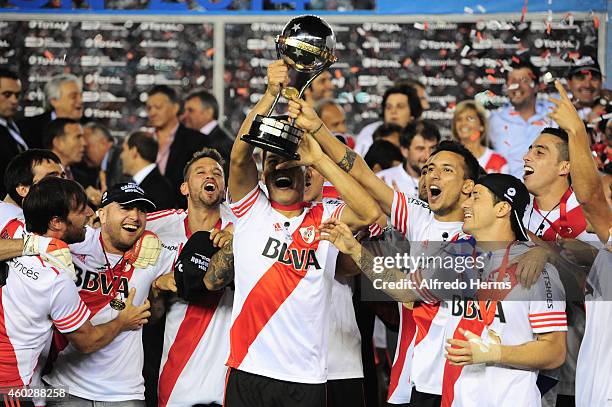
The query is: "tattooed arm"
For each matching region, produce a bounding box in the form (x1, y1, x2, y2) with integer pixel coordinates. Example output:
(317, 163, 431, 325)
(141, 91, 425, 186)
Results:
(204, 238, 235, 291)
(286, 99, 395, 215)
(319, 219, 420, 303)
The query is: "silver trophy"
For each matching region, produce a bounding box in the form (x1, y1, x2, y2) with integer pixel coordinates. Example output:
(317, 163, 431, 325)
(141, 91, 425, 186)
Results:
(241, 15, 337, 160)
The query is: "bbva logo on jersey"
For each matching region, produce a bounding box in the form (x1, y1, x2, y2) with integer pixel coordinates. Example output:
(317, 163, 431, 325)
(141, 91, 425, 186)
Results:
(451, 296, 507, 323)
(262, 237, 321, 271)
(75, 266, 130, 298)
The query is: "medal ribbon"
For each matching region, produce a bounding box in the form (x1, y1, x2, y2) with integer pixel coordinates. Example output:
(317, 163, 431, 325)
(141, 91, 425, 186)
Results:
(99, 234, 128, 304)
(533, 187, 573, 238)
(478, 242, 514, 327)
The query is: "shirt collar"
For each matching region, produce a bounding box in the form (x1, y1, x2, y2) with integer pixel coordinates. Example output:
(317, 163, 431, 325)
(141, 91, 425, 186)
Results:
(132, 163, 157, 185)
(200, 120, 218, 136)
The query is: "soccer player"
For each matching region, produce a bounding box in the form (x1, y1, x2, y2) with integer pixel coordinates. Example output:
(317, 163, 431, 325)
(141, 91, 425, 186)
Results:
(290, 92, 480, 405)
(146, 148, 235, 407)
(0, 178, 150, 404)
(1, 149, 65, 236)
(224, 59, 380, 406)
(43, 183, 172, 406)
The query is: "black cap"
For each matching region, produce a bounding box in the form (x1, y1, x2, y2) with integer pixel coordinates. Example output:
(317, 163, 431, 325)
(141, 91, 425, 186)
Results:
(568, 56, 602, 78)
(100, 183, 156, 212)
(173, 231, 219, 302)
(477, 174, 530, 241)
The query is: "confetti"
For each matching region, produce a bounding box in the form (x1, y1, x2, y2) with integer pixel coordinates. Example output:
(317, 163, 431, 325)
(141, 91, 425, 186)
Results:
(477, 4, 486, 13)
(464, 6, 474, 14)
(543, 72, 554, 83)
(507, 83, 520, 90)
(414, 22, 426, 30)
(520, 0, 528, 23)
(460, 45, 470, 57)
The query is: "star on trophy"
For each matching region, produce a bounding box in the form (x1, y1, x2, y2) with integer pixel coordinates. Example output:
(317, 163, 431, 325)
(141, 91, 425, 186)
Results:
(241, 15, 338, 160)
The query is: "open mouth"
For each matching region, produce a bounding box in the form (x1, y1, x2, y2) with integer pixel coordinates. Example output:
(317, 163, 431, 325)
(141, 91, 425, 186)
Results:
(122, 224, 139, 232)
(524, 166, 535, 178)
(274, 176, 293, 189)
(463, 211, 473, 220)
(204, 181, 217, 192)
(507, 83, 520, 91)
(429, 185, 442, 198)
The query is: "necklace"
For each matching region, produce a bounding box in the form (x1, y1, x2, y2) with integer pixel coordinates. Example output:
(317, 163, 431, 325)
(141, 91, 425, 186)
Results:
(99, 234, 128, 311)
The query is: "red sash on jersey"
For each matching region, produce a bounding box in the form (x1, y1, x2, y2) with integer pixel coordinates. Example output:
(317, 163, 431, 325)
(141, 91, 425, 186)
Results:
(534, 188, 586, 240)
(226, 204, 324, 368)
(387, 305, 416, 400)
(485, 153, 507, 174)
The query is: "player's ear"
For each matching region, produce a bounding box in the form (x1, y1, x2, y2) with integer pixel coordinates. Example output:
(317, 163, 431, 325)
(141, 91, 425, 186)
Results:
(180, 181, 189, 197)
(97, 207, 107, 226)
(462, 179, 475, 195)
(48, 216, 66, 233)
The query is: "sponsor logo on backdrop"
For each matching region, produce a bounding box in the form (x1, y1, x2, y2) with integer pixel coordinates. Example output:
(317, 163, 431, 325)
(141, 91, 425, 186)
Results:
(357, 75, 394, 87)
(139, 57, 178, 69)
(362, 58, 401, 68)
(84, 108, 122, 119)
(0, 40, 9, 48)
(28, 74, 53, 83)
(472, 39, 519, 50)
(139, 22, 184, 31)
(362, 23, 402, 33)
(250, 57, 277, 68)
(85, 73, 123, 85)
(24, 106, 45, 117)
(362, 40, 402, 50)
(28, 55, 66, 66)
(250, 22, 284, 32)
(27, 89, 45, 102)
(81, 21, 127, 31)
(419, 40, 458, 50)
(84, 37, 124, 49)
(135, 74, 182, 86)
(418, 58, 458, 67)
(28, 21, 69, 31)
(475, 20, 515, 31)
(81, 56, 127, 67)
(139, 39, 179, 48)
(25, 37, 71, 48)
(83, 91, 127, 103)
(534, 39, 576, 49)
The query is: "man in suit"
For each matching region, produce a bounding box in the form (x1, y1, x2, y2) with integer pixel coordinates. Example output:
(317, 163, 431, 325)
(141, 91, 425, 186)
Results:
(0, 68, 28, 199)
(18, 73, 83, 149)
(146, 85, 204, 208)
(120, 131, 175, 210)
(43, 118, 86, 181)
(181, 89, 233, 175)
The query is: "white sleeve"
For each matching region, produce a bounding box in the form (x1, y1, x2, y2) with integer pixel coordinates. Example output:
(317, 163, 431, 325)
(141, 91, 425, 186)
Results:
(529, 265, 567, 334)
(49, 273, 91, 333)
(322, 198, 346, 222)
(228, 186, 268, 222)
(152, 248, 178, 279)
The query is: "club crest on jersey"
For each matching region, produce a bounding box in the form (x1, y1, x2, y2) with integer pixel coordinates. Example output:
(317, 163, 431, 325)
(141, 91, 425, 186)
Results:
(262, 237, 321, 271)
(299, 226, 316, 244)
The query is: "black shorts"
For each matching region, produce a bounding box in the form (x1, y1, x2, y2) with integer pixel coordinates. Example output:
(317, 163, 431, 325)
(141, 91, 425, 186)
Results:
(224, 368, 326, 407)
(326, 378, 365, 407)
(406, 389, 441, 407)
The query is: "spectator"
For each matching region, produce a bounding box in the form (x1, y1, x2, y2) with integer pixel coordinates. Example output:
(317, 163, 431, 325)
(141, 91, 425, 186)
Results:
(364, 140, 403, 173)
(355, 84, 423, 156)
(372, 123, 402, 147)
(120, 131, 175, 210)
(0, 68, 27, 199)
(304, 70, 334, 106)
(146, 85, 204, 208)
(181, 89, 233, 175)
(72, 122, 114, 190)
(377, 120, 440, 198)
(488, 57, 553, 178)
(396, 78, 430, 110)
(43, 118, 86, 181)
(316, 99, 348, 134)
(18, 73, 83, 149)
(452, 100, 509, 174)
(567, 57, 603, 118)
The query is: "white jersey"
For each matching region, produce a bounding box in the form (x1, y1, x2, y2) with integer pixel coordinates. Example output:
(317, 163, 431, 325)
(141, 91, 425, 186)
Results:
(377, 165, 419, 199)
(44, 227, 175, 402)
(576, 248, 612, 407)
(477, 147, 509, 174)
(0, 254, 90, 387)
(354, 120, 382, 156)
(441, 243, 567, 407)
(228, 186, 343, 383)
(524, 189, 600, 244)
(145, 206, 234, 407)
(0, 201, 24, 238)
(388, 191, 466, 400)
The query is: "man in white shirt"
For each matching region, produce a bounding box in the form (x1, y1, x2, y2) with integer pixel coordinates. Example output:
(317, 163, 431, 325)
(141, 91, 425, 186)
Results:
(120, 131, 175, 210)
(488, 57, 554, 178)
(377, 120, 440, 198)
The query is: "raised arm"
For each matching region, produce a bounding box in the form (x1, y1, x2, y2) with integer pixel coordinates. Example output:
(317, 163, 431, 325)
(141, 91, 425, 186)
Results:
(229, 60, 289, 202)
(287, 99, 395, 215)
(549, 80, 612, 243)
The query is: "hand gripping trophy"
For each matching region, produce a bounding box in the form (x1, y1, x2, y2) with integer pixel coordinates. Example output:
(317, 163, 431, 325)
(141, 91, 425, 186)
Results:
(241, 15, 337, 160)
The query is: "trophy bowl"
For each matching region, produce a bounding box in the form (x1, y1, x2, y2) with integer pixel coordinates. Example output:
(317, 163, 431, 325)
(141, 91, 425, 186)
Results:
(241, 15, 338, 160)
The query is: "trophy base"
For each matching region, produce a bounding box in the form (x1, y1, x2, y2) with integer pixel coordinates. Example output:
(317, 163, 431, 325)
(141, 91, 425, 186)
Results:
(241, 114, 303, 160)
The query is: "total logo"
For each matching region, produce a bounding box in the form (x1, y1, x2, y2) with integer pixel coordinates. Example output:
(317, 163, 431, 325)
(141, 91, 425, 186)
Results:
(28, 20, 69, 31)
(139, 22, 184, 31)
(84, 73, 123, 86)
(139, 39, 179, 48)
(25, 37, 71, 48)
(139, 57, 178, 69)
(84, 108, 122, 119)
(84, 37, 124, 49)
(28, 55, 66, 66)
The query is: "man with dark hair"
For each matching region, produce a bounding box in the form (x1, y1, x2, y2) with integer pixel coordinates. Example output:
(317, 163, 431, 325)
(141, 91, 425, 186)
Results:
(489, 56, 554, 178)
(146, 85, 205, 208)
(18, 73, 84, 149)
(145, 147, 234, 407)
(43, 118, 86, 180)
(120, 131, 175, 210)
(355, 84, 423, 156)
(182, 89, 233, 172)
(1, 149, 64, 236)
(372, 123, 403, 147)
(0, 177, 152, 406)
(377, 120, 440, 198)
(567, 56, 603, 115)
(0, 68, 28, 200)
(523, 127, 598, 243)
(364, 140, 403, 173)
(304, 70, 335, 106)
